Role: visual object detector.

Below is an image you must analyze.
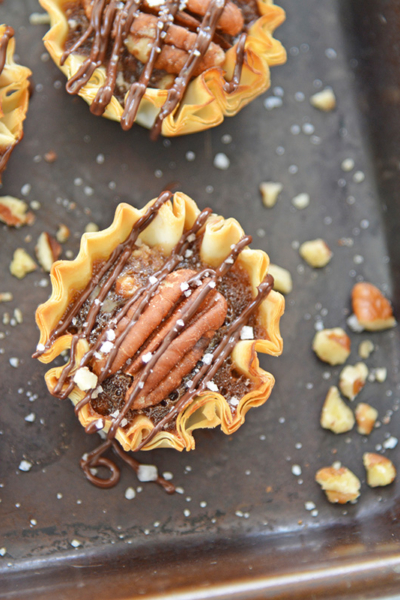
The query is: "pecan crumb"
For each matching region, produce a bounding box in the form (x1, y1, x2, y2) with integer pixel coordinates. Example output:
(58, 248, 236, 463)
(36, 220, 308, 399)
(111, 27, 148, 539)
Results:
(0, 196, 35, 227)
(10, 249, 37, 279)
(35, 232, 62, 272)
(363, 453, 396, 487)
(315, 465, 360, 504)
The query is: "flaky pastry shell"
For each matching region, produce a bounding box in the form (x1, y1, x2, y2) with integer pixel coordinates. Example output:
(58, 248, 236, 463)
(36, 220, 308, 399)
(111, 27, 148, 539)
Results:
(36, 192, 284, 451)
(0, 25, 31, 179)
(39, 0, 286, 136)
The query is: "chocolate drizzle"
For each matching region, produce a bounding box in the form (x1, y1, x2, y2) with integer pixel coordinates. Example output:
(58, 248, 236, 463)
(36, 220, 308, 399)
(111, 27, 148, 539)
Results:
(36, 193, 274, 491)
(61, 0, 248, 136)
(0, 25, 13, 74)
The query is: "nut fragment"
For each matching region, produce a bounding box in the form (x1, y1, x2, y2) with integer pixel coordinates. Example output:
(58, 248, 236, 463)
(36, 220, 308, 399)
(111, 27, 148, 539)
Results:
(363, 453, 396, 487)
(73, 367, 98, 391)
(0, 196, 35, 227)
(10, 249, 37, 279)
(259, 182, 283, 208)
(310, 88, 336, 112)
(352, 282, 396, 331)
(299, 239, 332, 268)
(358, 340, 374, 359)
(35, 232, 62, 272)
(355, 403, 378, 435)
(0, 292, 13, 303)
(320, 386, 355, 434)
(268, 264, 292, 295)
(56, 224, 70, 244)
(315, 465, 361, 504)
(292, 193, 310, 210)
(44, 150, 57, 163)
(313, 328, 351, 365)
(339, 362, 368, 401)
(375, 368, 387, 383)
(85, 222, 99, 233)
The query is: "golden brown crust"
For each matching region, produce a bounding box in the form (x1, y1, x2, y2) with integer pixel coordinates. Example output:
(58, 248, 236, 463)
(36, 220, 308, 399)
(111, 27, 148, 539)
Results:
(39, 0, 286, 136)
(0, 25, 31, 179)
(35, 192, 284, 452)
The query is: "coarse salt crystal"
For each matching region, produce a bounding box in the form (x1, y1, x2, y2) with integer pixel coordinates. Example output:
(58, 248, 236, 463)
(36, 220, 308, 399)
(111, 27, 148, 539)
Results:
(305, 501, 316, 511)
(187, 233, 196, 243)
(184, 249, 193, 258)
(0, 548, 6, 556)
(163, 471, 173, 480)
(240, 326, 254, 340)
(137, 464, 158, 482)
(209, 281, 216, 288)
(9, 358, 19, 368)
(100, 341, 114, 354)
(19, 460, 32, 472)
(292, 465, 302, 476)
(292, 193, 310, 209)
(106, 330, 115, 341)
(206, 381, 219, 392)
(142, 352, 152, 364)
(91, 385, 103, 399)
(213, 153, 230, 170)
(36, 343, 45, 352)
(202, 353, 213, 365)
(125, 487, 136, 500)
(120, 418, 128, 428)
(230, 397, 240, 406)
(70, 539, 81, 548)
(347, 314, 364, 332)
(383, 436, 398, 449)
(180, 282, 189, 292)
(176, 319, 185, 327)
(24, 413, 35, 423)
(149, 276, 158, 285)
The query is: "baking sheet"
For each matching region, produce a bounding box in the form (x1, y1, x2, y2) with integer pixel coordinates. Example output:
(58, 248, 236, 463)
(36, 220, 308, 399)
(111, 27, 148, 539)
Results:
(1, 0, 400, 598)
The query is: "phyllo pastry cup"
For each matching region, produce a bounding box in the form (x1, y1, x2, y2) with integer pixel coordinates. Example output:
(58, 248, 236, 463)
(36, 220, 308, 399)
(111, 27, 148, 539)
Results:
(0, 25, 31, 180)
(35, 192, 284, 455)
(39, 0, 286, 137)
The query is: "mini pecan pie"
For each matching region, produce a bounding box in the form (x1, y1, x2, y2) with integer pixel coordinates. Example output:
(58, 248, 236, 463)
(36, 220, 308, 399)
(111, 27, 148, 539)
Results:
(0, 25, 31, 181)
(34, 192, 284, 488)
(39, 0, 286, 137)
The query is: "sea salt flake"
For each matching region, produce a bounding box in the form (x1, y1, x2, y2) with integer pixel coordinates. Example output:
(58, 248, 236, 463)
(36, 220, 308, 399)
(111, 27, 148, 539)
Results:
(206, 381, 219, 392)
(106, 330, 116, 341)
(24, 413, 36, 423)
(230, 397, 240, 406)
(209, 281, 216, 288)
(70, 539, 81, 548)
(187, 233, 196, 243)
(142, 352, 152, 364)
(180, 282, 189, 292)
(0, 548, 6, 556)
(213, 152, 230, 170)
(138, 464, 158, 482)
(100, 341, 114, 354)
(120, 418, 128, 428)
(163, 472, 173, 480)
(202, 353, 213, 365)
(91, 385, 103, 399)
(184, 249, 193, 258)
(149, 276, 158, 285)
(36, 343, 45, 352)
(383, 436, 398, 450)
(347, 314, 364, 332)
(292, 465, 302, 476)
(240, 326, 254, 340)
(125, 487, 136, 500)
(19, 460, 32, 472)
(176, 319, 185, 327)
(305, 501, 316, 511)
(9, 358, 19, 368)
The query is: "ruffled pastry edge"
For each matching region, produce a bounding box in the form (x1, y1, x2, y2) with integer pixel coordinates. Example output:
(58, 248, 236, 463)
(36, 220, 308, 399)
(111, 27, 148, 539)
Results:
(0, 25, 31, 175)
(36, 192, 285, 451)
(39, 0, 286, 136)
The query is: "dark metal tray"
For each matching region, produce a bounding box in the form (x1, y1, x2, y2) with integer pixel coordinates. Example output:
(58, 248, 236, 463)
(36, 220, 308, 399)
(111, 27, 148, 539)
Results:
(1, 0, 400, 598)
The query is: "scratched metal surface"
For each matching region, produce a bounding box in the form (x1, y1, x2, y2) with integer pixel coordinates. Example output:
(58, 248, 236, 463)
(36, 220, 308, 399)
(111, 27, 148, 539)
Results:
(1, 0, 400, 598)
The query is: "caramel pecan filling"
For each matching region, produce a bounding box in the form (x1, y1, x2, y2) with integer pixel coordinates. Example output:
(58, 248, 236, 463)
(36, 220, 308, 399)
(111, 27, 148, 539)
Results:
(71, 242, 263, 432)
(62, 0, 260, 134)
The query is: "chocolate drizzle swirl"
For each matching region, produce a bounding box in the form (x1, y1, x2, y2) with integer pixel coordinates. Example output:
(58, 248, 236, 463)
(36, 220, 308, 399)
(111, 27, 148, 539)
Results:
(0, 25, 13, 74)
(61, 0, 248, 136)
(36, 193, 274, 491)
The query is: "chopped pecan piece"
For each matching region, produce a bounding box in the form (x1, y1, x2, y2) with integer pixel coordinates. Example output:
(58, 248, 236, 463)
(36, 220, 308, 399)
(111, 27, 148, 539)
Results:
(10, 248, 37, 279)
(35, 232, 62, 272)
(312, 328, 351, 365)
(363, 453, 396, 487)
(0, 196, 34, 227)
(316, 465, 361, 504)
(355, 403, 378, 435)
(320, 386, 354, 434)
(339, 362, 368, 401)
(352, 282, 396, 331)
